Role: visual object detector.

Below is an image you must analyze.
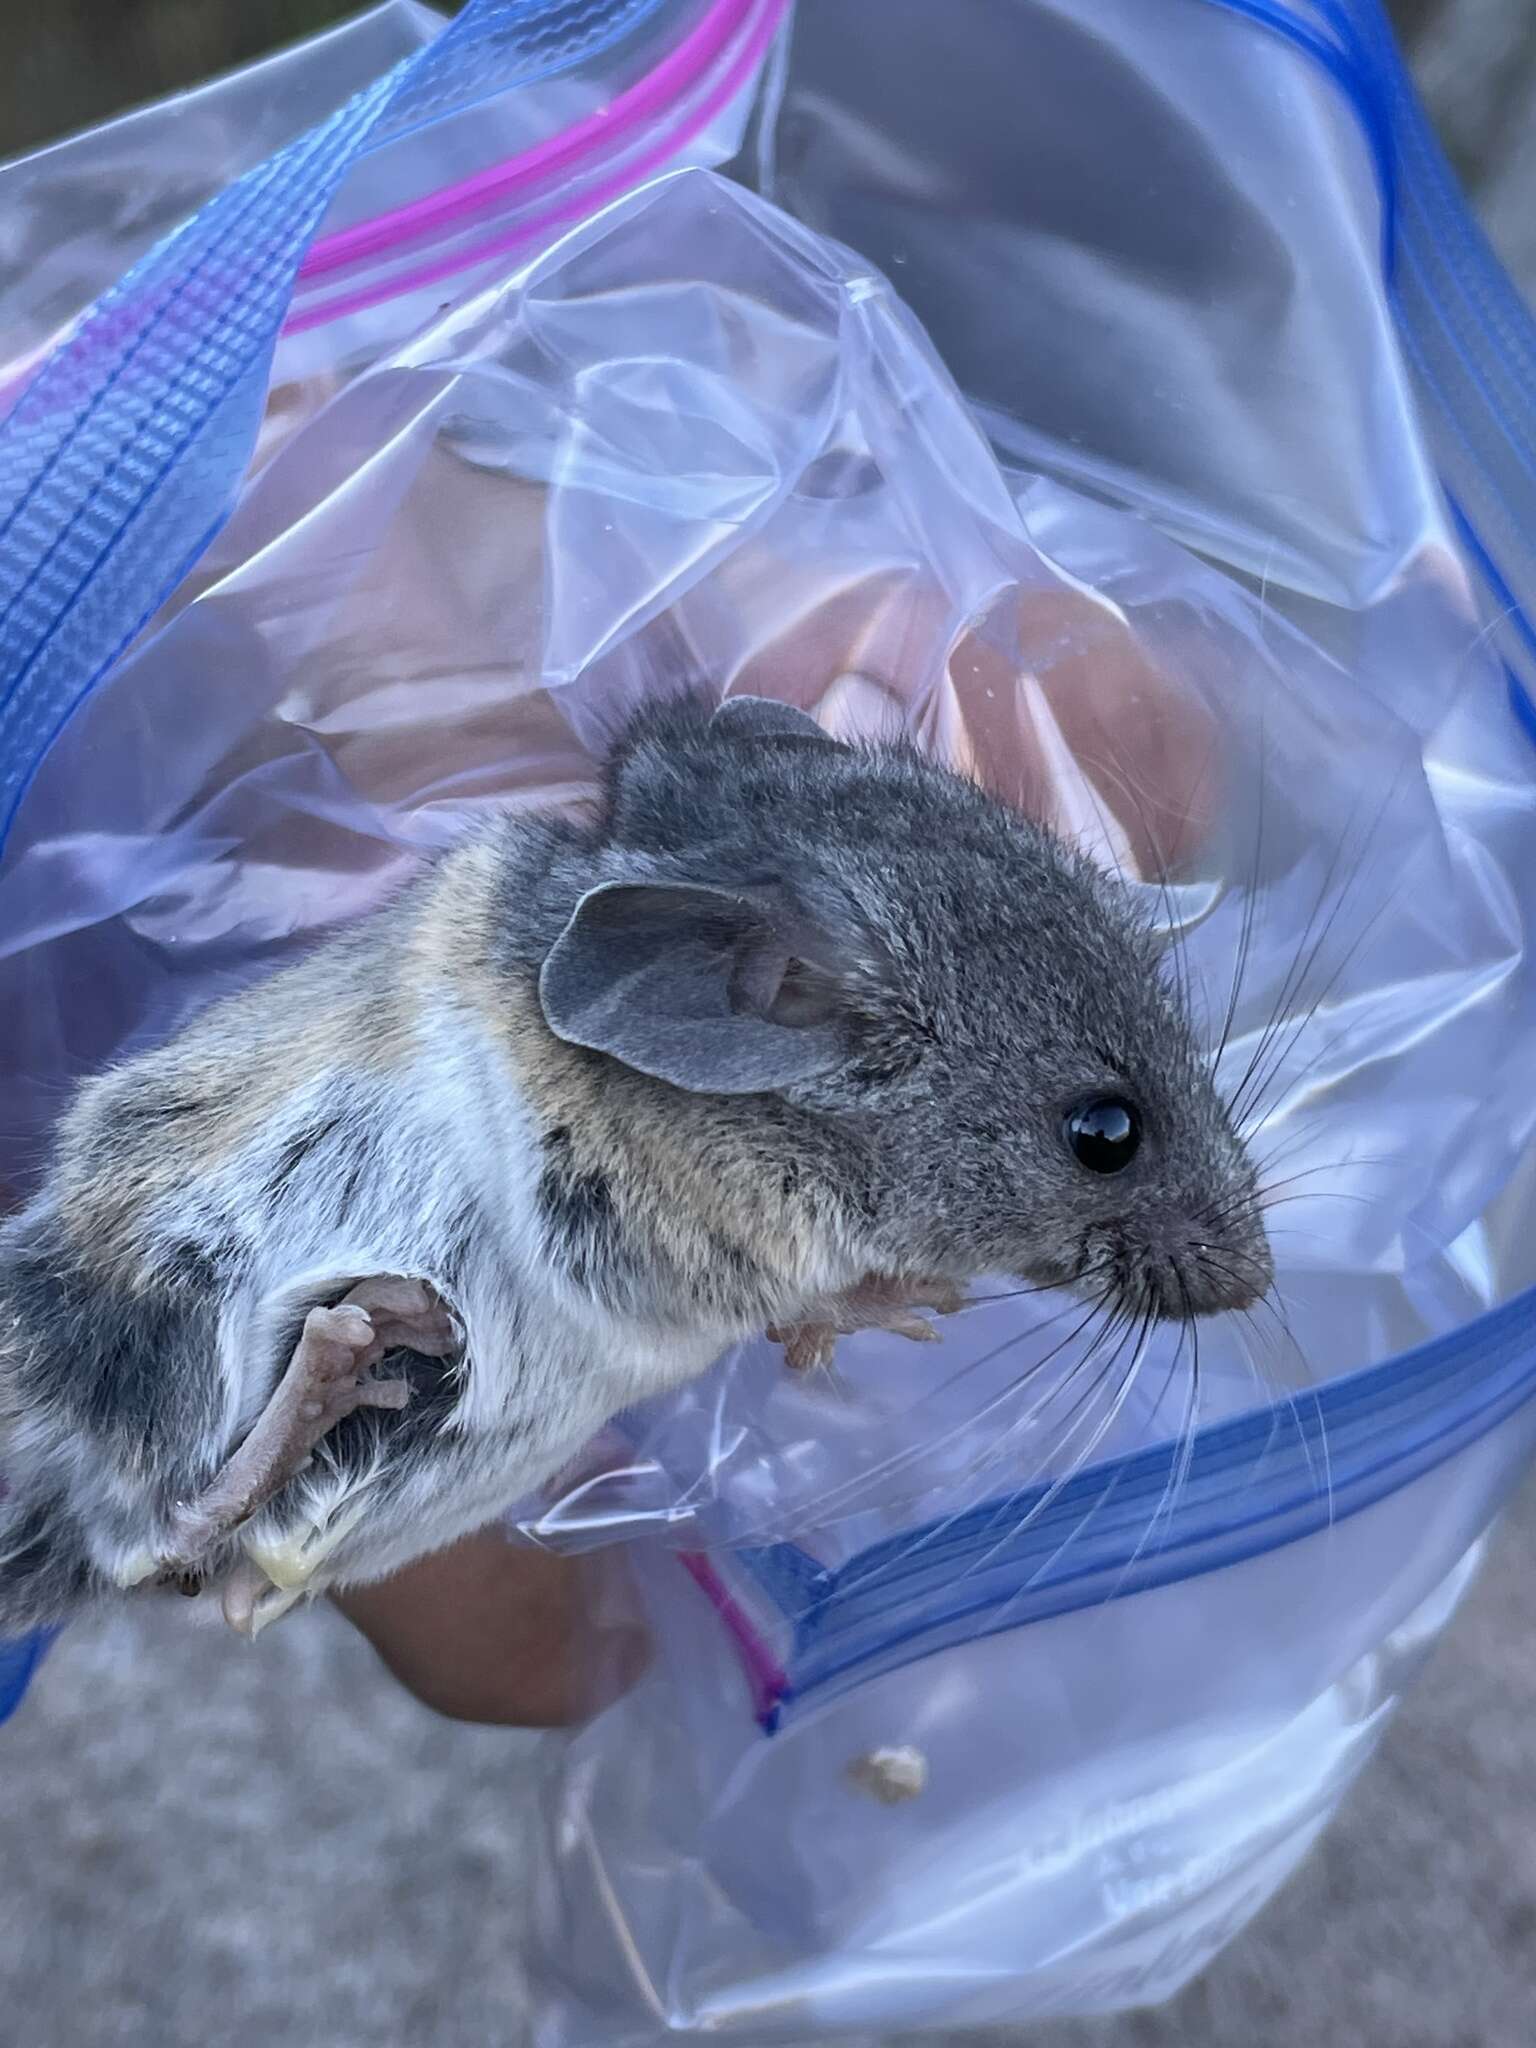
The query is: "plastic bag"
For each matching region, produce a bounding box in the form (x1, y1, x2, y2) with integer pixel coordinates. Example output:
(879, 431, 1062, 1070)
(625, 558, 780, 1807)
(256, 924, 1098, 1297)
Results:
(517, 9, 1536, 2036)
(3, 0, 1536, 2036)
(0, 0, 781, 836)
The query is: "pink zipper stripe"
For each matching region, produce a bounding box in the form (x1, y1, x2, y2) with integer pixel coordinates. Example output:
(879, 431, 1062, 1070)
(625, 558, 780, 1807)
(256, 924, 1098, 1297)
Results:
(678, 1550, 789, 1726)
(2, 0, 784, 409)
(299, 0, 759, 284)
(282, 0, 786, 338)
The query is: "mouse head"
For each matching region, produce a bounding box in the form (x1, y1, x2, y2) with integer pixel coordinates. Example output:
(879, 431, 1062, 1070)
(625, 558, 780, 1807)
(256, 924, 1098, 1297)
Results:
(539, 695, 1271, 1321)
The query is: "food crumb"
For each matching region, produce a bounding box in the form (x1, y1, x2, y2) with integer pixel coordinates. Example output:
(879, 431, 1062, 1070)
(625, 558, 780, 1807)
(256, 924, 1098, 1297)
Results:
(847, 1745, 928, 1804)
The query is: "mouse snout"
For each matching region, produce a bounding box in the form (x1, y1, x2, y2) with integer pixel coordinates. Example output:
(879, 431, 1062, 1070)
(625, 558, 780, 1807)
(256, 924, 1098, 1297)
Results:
(1148, 1232, 1273, 1319)
(1088, 1224, 1273, 1321)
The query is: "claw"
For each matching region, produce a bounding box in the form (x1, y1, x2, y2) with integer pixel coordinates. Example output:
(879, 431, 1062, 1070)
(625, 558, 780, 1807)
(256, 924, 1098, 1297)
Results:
(913, 1278, 967, 1319)
(246, 1584, 305, 1638)
(222, 1560, 305, 1639)
(887, 1311, 942, 1344)
(768, 1323, 838, 1373)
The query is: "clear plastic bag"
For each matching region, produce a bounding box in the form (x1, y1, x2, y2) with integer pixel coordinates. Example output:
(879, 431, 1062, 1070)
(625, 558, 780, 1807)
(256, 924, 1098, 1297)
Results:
(3, 0, 1536, 2036)
(0, 2, 441, 387)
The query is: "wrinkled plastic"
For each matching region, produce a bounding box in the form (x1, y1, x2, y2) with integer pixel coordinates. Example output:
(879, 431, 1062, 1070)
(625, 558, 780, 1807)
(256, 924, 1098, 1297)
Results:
(0, 0, 772, 1723)
(3, 165, 1528, 1312)
(0, 0, 769, 840)
(3, 0, 1536, 2037)
(517, 8, 1536, 2036)
(0, 3, 440, 381)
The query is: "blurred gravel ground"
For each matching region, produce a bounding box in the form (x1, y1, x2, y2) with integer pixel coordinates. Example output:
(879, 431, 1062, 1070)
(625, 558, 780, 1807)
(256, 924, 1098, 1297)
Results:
(5, 3, 1536, 2044)
(6, 1481, 1533, 2048)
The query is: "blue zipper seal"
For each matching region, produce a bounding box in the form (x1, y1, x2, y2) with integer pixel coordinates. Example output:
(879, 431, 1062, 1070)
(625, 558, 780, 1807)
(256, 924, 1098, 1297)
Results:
(746, 1279, 1536, 1722)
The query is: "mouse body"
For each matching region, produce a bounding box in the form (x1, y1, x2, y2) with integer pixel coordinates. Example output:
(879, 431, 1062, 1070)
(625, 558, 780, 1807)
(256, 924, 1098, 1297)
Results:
(0, 696, 1269, 1635)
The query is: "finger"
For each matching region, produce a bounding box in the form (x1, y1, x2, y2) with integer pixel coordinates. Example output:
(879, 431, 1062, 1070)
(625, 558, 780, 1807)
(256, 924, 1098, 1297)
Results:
(890, 1313, 940, 1344)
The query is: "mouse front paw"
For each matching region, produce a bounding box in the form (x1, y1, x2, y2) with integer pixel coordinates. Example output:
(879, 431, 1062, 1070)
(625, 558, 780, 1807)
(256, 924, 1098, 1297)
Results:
(770, 1272, 966, 1374)
(766, 1321, 841, 1374)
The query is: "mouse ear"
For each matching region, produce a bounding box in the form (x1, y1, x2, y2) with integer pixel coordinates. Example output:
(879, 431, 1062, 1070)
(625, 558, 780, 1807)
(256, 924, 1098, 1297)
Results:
(709, 696, 835, 746)
(538, 878, 847, 1094)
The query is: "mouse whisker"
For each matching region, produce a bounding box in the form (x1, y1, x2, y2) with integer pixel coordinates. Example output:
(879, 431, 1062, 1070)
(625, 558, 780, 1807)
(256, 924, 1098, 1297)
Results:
(1096, 1281, 1198, 1608)
(1218, 756, 1413, 1132)
(876, 1298, 1153, 1630)
(808, 1292, 1139, 1612)
(766, 1294, 1114, 1563)
(958, 1278, 1080, 1308)
(975, 1298, 1166, 1635)
(1232, 1305, 1334, 1516)
(1225, 778, 1415, 1134)
(1251, 1287, 1336, 1527)
(1210, 706, 1271, 1074)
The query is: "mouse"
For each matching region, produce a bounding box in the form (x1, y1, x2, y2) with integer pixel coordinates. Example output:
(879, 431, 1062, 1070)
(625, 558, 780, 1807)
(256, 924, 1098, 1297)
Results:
(0, 693, 1271, 1638)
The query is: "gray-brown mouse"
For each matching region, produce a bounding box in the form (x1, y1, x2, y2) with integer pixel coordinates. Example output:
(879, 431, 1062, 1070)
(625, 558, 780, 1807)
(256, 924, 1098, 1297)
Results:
(0, 694, 1270, 1637)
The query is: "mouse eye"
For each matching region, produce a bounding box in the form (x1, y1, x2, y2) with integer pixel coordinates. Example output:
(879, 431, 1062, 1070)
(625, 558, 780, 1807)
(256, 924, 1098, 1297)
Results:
(1064, 1096, 1142, 1174)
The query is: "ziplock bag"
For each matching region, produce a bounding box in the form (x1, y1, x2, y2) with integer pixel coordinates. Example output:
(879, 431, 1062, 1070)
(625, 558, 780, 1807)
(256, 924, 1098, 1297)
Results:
(2, 0, 1536, 2037)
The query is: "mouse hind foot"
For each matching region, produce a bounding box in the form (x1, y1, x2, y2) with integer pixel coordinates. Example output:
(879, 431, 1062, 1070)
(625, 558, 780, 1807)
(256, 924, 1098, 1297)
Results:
(160, 1275, 459, 1582)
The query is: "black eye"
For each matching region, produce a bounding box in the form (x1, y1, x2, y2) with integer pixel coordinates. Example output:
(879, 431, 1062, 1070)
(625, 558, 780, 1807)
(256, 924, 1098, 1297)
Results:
(1064, 1096, 1142, 1174)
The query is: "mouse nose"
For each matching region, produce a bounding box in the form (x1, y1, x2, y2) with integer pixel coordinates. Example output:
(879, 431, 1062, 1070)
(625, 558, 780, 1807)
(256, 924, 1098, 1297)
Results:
(1143, 1238, 1272, 1319)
